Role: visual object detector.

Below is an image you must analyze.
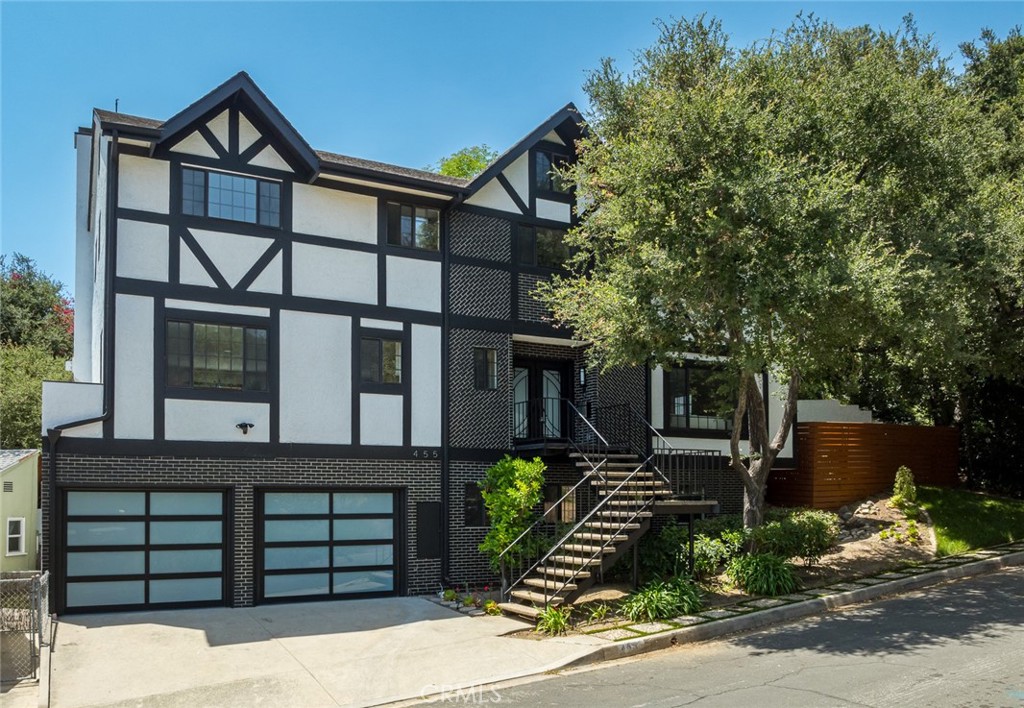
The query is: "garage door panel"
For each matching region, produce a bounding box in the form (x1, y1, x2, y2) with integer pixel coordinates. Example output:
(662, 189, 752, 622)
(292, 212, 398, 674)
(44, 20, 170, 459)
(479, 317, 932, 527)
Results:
(264, 546, 330, 570)
(63, 489, 227, 612)
(264, 519, 330, 542)
(333, 544, 393, 568)
(332, 492, 393, 514)
(332, 518, 392, 541)
(265, 492, 329, 514)
(333, 570, 393, 594)
(264, 573, 330, 598)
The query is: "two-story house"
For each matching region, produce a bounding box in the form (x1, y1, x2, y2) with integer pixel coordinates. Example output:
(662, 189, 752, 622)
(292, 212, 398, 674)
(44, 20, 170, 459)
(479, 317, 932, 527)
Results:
(42, 73, 799, 615)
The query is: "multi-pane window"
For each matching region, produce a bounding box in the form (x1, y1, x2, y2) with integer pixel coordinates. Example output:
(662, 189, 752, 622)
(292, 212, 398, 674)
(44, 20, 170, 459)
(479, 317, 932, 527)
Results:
(473, 347, 498, 390)
(181, 167, 281, 227)
(665, 363, 732, 432)
(6, 518, 25, 555)
(360, 337, 402, 384)
(518, 226, 569, 269)
(386, 202, 439, 250)
(534, 150, 570, 194)
(167, 320, 269, 392)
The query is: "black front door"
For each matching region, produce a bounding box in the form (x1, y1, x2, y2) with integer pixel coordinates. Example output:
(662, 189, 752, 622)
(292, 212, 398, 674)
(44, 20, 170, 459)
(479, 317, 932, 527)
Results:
(512, 359, 573, 441)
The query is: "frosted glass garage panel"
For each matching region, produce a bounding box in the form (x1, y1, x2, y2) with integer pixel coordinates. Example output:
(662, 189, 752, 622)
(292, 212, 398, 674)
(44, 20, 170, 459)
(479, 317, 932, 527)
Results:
(333, 545, 393, 568)
(150, 521, 222, 545)
(264, 546, 329, 571)
(332, 493, 393, 514)
(67, 522, 145, 546)
(150, 492, 223, 516)
(67, 491, 145, 516)
(264, 573, 330, 598)
(150, 549, 222, 574)
(66, 551, 145, 577)
(332, 518, 393, 540)
(264, 519, 330, 542)
(150, 577, 222, 603)
(66, 580, 144, 607)
(264, 492, 329, 515)
(332, 570, 394, 595)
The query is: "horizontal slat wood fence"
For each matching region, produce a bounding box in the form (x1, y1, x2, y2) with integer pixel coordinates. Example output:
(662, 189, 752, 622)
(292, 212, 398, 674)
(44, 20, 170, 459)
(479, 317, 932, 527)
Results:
(768, 422, 958, 510)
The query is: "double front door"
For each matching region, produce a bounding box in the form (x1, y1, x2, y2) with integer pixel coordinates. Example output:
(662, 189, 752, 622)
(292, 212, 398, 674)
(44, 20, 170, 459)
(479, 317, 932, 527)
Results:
(512, 359, 573, 441)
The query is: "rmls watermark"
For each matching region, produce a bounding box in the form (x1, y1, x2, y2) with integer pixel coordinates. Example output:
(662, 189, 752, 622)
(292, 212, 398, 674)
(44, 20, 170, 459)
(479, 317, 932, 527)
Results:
(420, 684, 503, 704)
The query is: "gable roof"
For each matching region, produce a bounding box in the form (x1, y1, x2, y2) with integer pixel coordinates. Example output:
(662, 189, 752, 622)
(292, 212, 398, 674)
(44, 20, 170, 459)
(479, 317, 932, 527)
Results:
(0, 450, 38, 474)
(465, 103, 586, 195)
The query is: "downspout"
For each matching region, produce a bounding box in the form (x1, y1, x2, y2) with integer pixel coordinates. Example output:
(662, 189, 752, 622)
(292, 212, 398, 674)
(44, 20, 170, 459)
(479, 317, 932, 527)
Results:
(48, 128, 119, 613)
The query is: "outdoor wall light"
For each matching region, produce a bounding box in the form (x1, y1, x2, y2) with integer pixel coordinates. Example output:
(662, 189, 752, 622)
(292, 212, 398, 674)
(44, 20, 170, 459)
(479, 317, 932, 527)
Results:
(579, 367, 587, 389)
(236, 422, 255, 435)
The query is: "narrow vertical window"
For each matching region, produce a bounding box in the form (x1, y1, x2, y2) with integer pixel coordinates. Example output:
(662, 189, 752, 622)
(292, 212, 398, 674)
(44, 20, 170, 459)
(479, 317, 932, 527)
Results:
(473, 347, 498, 390)
(6, 518, 25, 555)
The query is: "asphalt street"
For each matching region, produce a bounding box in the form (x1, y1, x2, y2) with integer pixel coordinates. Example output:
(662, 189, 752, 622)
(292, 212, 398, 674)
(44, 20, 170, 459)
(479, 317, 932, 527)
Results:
(491, 566, 1024, 707)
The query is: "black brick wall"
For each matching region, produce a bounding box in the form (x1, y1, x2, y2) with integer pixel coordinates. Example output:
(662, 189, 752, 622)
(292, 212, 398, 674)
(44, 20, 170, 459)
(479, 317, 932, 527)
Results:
(517, 273, 552, 323)
(450, 211, 511, 263)
(42, 453, 442, 607)
(451, 264, 511, 320)
(449, 329, 512, 449)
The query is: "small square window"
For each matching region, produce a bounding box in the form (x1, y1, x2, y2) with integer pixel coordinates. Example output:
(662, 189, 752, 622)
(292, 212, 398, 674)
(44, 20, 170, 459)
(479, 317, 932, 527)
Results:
(473, 348, 498, 390)
(361, 337, 403, 384)
(534, 150, 570, 194)
(6, 517, 25, 556)
(387, 202, 439, 250)
(518, 225, 569, 269)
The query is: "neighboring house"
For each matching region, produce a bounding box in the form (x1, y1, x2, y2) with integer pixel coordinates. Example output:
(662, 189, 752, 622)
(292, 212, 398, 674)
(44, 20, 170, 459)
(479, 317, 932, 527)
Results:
(42, 72, 825, 615)
(1, 450, 40, 572)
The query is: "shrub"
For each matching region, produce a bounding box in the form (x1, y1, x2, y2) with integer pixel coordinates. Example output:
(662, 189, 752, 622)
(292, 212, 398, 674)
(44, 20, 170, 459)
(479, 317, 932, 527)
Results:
(892, 466, 918, 507)
(692, 534, 732, 580)
(750, 510, 839, 564)
(478, 456, 546, 570)
(483, 599, 502, 616)
(620, 578, 704, 621)
(536, 605, 571, 635)
(726, 554, 799, 596)
(637, 521, 690, 580)
(587, 602, 611, 623)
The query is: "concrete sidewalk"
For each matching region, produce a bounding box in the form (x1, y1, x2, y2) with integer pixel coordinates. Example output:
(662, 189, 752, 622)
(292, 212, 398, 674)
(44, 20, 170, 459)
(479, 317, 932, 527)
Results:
(49, 597, 602, 708)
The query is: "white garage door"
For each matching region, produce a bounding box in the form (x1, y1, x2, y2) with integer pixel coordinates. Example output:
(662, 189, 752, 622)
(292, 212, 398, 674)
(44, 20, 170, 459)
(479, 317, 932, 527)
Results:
(63, 490, 226, 612)
(258, 490, 398, 602)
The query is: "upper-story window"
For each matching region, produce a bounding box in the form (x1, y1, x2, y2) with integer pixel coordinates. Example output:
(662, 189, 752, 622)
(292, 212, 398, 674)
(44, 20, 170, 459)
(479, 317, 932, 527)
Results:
(518, 226, 569, 269)
(181, 167, 281, 228)
(167, 320, 269, 392)
(360, 336, 403, 384)
(473, 347, 498, 390)
(664, 362, 732, 433)
(386, 202, 439, 250)
(534, 149, 570, 195)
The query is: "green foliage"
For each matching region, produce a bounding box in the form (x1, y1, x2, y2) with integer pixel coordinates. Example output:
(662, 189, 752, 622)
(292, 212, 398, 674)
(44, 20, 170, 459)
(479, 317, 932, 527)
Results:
(891, 466, 918, 508)
(483, 599, 502, 616)
(919, 486, 1024, 556)
(1, 253, 74, 358)
(431, 144, 499, 179)
(750, 510, 840, 564)
(620, 578, 704, 622)
(726, 554, 799, 596)
(879, 520, 920, 545)
(1, 344, 72, 448)
(637, 520, 689, 580)
(960, 377, 1024, 498)
(587, 602, 611, 623)
(692, 534, 733, 581)
(478, 456, 546, 570)
(535, 605, 571, 636)
(442, 588, 457, 602)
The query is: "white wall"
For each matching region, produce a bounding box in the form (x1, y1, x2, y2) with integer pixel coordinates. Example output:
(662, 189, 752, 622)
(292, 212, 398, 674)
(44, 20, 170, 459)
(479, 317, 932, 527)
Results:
(798, 400, 872, 423)
(292, 183, 377, 243)
(117, 155, 168, 214)
(505, 153, 529, 204)
(536, 199, 571, 223)
(465, 178, 521, 214)
(73, 132, 94, 382)
(165, 400, 270, 443)
(359, 394, 403, 445)
(90, 134, 111, 383)
(292, 243, 377, 304)
(279, 311, 352, 444)
(113, 294, 154, 440)
(116, 219, 169, 282)
(410, 324, 441, 446)
(386, 256, 441, 312)
(41, 382, 103, 438)
(189, 228, 276, 288)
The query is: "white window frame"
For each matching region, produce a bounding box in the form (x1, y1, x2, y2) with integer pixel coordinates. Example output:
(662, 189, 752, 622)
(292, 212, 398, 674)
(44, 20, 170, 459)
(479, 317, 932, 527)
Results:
(6, 517, 26, 556)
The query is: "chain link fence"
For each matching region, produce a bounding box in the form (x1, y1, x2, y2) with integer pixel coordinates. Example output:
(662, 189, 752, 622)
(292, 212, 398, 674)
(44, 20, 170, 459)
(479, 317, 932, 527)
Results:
(0, 571, 50, 683)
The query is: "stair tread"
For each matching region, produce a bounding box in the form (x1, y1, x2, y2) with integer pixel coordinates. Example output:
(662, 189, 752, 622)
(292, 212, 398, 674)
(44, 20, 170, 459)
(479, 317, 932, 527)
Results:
(550, 555, 603, 566)
(537, 566, 591, 579)
(498, 602, 541, 619)
(584, 523, 641, 531)
(561, 543, 617, 553)
(523, 577, 578, 591)
(573, 532, 628, 541)
(510, 589, 567, 604)
(595, 511, 653, 518)
(569, 453, 639, 459)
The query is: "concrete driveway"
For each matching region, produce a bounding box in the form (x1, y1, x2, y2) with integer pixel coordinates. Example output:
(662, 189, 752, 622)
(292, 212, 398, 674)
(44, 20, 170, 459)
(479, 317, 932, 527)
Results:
(50, 598, 604, 707)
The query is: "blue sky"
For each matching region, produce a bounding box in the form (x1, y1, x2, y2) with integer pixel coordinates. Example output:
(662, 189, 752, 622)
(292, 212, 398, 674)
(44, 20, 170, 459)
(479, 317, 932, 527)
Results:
(2, 2, 1020, 291)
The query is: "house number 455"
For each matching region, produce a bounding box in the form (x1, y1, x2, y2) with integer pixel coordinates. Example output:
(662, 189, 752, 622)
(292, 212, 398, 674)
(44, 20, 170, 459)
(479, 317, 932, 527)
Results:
(412, 449, 439, 458)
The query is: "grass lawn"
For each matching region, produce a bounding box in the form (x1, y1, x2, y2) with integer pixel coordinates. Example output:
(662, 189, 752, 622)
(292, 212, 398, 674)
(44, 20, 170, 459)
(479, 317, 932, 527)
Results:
(918, 486, 1024, 556)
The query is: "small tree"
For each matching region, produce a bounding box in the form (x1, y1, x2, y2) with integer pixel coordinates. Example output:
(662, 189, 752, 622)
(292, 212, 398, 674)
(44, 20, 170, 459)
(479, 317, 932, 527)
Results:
(1, 344, 72, 448)
(478, 456, 546, 570)
(431, 145, 499, 179)
(1, 253, 74, 358)
(891, 466, 918, 508)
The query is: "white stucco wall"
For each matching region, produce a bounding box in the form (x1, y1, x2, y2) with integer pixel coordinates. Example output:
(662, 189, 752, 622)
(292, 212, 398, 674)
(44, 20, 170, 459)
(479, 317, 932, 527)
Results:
(170, 131, 218, 159)
(207, 110, 229, 152)
(465, 178, 521, 214)
(164, 400, 270, 443)
(293, 243, 377, 304)
(190, 228, 276, 289)
(359, 394, 403, 446)
(279, 311, 352, 444)
(117, 154, 169, 214)
(238, 113, 261, 153)
(535, 198, 571, 223)
(505, 153, 529, 204)
(248, 251, 282, 294)
(113, 294, 154, 440)
(116, 219, 169, 282)
(250, 145, 292, 172)
(360, 318, 403, 331)
(386, 256, 441, 312)
(73, 132, 94, 382)
(90, 134, 111, 383)
(41, 381, 103, 438)
(410, 324, 441, 446)
(179, 245, 218, 288)
(291, 184, 377, 243)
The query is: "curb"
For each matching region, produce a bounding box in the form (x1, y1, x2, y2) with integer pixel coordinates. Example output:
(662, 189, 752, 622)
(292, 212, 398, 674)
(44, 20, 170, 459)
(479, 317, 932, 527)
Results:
(37, 642, 51, 708)
(562, 549, 1024, 669)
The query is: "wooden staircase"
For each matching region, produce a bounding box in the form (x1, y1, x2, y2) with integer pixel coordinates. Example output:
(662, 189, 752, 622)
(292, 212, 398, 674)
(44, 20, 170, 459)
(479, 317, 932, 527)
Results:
(498, 451, 674, 621)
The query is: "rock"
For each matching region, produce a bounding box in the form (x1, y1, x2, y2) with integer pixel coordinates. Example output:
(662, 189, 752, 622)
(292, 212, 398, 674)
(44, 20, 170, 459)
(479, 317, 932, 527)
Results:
(840, 511, 853, 521)
(838, 506, 850, 516)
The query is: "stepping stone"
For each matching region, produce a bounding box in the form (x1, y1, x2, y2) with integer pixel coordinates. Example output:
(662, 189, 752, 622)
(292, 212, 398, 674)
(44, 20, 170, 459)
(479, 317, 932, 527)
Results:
(743, 598, 788, 609)
(699, 608, 745, 620)
(852, 577, 888, 586)
(827, 583, 864, 591)
(594, 627, 642, 641)
(776, 593, 816, 602)
(875, 572, 911, 580)
(671, 615, 707, 626)
(629, 621, 675, 634)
